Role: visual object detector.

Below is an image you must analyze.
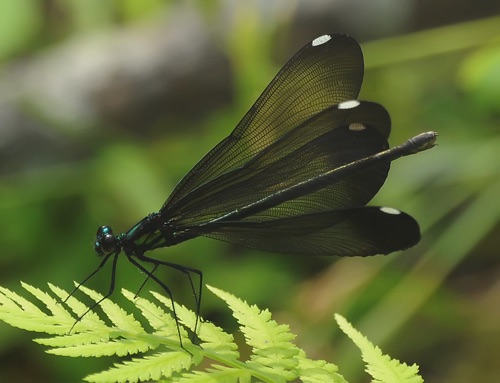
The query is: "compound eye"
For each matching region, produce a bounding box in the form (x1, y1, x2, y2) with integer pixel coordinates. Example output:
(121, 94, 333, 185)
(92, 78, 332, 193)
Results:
(95, 226, 118, 255)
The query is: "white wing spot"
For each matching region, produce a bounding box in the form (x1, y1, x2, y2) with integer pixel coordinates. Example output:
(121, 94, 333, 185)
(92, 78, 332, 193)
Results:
(312, 35, 332, 47)
(338, 100, 360, 109)
(380, 207, 401, 215)
(349, 123, 366, 131)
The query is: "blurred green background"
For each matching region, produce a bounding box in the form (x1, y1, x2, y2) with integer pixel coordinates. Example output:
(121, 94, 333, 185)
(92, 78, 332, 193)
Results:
(0, 1, 499, 382)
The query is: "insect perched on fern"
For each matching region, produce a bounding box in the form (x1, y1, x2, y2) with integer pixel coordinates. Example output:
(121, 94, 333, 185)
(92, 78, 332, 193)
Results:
(0, 283, 423, 383)
(68, 33, 436, 351)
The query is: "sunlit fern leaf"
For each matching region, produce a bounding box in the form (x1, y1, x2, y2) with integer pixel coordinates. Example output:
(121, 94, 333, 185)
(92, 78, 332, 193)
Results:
(207, 285, 299, 382)
(37, 284, 164, 357)
(76, 284, 147, 333)
(173, 364, 251, 383)
(0, 282, 423, 383)
(121, 289, 178, 332)
(86, 351, 193, 383)
(47, 282, 106, 331)
(0, 282, 100, 334)
(335, 314, 423, 383)
(296, 350, 347, 383)
(150, 291, 239, 360)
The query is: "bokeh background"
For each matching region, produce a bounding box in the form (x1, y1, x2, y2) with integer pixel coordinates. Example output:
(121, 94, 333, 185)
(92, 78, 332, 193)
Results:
(0, 1, 499, 382)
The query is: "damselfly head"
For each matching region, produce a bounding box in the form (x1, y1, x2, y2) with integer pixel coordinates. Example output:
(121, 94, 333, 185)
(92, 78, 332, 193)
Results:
(94, 226, 118, 256)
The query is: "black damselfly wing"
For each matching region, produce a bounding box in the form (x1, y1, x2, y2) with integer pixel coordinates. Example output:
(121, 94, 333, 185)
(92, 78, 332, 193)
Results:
(162, 34, 364, 209)
(131, 34, 426, 255)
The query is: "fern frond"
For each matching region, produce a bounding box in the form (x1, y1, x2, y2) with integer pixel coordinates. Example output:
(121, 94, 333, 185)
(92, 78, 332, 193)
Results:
(207, 285, 299, 382)
(0, 282, 423, 383)
(335, 314, 424, 383)
(39, 284, 176, 358)
(150, 291, 239, 360)
(174, 364, 251, 383)
(0, 282, 99, 334)
(86, 351, 193, 383)
(296, 350, 347, 383)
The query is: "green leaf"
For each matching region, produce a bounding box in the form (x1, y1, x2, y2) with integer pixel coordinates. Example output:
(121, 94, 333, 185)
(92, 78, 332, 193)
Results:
(174, 365, 251, 383)
(86, 351, 192, 383)
(296, 350, 347, 383)
(335, 314, 423, 383)
(0, 282, 423, 383)
(151, 291, 239, 360)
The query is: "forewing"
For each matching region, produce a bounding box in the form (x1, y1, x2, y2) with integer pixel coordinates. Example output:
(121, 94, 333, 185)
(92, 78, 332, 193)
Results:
(163, 102, 391, 225)
(162, 34, 364, 210)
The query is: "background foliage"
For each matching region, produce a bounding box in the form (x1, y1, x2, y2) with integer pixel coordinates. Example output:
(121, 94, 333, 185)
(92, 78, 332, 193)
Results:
(0, 1, 498, 382)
